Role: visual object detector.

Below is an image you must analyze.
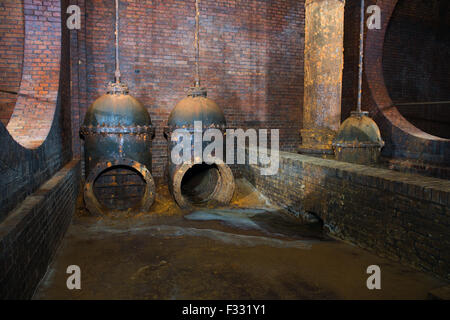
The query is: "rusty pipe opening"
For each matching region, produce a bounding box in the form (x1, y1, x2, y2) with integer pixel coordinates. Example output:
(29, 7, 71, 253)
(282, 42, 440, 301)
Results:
(169, 162, 234, 209)
(181, 163, 220, 204)
(84, 159, 155, 216)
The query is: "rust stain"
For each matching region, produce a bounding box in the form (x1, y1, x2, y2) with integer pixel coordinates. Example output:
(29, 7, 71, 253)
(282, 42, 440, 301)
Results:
(300, 0, 345, 154)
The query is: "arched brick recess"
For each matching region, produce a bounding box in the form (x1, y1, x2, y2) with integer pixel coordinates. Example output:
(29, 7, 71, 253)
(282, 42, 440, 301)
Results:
(382, 0, 450, 139)
(0, 0, 24, 126)
(0, 0, 72, 222)
(364, 0, 449, 165)
(6, 0, 61, 149)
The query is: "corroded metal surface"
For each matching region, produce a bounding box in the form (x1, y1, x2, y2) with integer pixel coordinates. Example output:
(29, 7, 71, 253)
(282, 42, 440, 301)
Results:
(82, 84, 151, 128)
(81, 84, 154, 177)
(299, 0, 345, 154)
(165, 87, 235, 209)
(333, 111, 385, 164)
(83, 158, 155, 216)
(332, 0, 384, 165)
(165, 88, 227, 133)
(80, 83, 155, 214)
(80, 124, 154, 135)
(168, 161, 235, 209)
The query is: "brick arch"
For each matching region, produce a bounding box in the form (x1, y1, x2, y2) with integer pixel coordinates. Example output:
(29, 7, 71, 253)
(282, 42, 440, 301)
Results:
(364, 0, 449, 164)
(6, 0, 61, 149)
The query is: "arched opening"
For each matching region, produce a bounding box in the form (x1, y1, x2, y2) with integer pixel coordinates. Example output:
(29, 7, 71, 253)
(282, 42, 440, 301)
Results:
(170, 161, 235, 209)
(181, 163, 221, 205)
(84, 159, 156, 216)
(383, 0, 450, 139)
(93, 165, 147, 211)
(0, 0, 24, 126)
(5, 0, 61, 149)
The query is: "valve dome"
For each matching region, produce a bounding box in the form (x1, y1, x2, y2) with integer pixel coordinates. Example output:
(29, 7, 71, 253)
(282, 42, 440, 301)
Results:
(83, 83, 151, 128)
(333, 111, 384, 165)
(167, 86, 226, 132)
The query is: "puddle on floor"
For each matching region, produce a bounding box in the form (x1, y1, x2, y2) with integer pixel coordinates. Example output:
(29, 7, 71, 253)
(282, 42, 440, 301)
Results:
(185, 207, 325, 240)
(33, 178, 446, 300)
(89, 224, 316, 249)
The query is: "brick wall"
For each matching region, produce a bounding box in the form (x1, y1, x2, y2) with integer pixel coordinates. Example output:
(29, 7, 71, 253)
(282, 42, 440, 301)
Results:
(0, 160, 80, 299)
(382, 0, 450, 139)
(0, 0, 73, 223)
(70, 0, 305, 177)
(239, 150, 450, 280)
(0, 0, 24, 126)
(0, 1, 76, 299)
(70, 0, 87, 161)
(6, 0, 62, 149)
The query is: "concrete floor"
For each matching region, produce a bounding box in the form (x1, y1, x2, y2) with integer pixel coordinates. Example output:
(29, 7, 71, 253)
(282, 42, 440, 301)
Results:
(34, 178, 445, 300)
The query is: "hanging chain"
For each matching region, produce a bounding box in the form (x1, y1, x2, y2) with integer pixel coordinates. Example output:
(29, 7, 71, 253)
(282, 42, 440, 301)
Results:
(194, 0, 201, 87)
(115, 0, 121, 83)
(356, 0, 365, 113)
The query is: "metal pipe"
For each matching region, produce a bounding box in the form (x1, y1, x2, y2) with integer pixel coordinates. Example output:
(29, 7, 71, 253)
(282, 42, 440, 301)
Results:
(114, 0, 121, 83)
(194, 0, 201, 87)
(395, 101, 450, 106)
(357, 0, 365, 113)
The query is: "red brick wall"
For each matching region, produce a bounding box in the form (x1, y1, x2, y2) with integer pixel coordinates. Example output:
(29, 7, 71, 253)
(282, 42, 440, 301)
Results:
(5, 0, 62, 149)
(71, 0, 305, 177)
(1, 0, 73, 222)
(0, 0, 24, 126)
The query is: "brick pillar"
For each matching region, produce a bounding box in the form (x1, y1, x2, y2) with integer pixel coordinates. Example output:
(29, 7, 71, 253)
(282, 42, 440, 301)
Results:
(299, 0, 345, 155)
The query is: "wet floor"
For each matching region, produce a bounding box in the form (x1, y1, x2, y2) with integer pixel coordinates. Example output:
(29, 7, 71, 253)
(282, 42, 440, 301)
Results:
(34, 178, 445, 300)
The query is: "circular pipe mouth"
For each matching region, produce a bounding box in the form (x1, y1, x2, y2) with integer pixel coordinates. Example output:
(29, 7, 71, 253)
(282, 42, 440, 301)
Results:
(172, 162, 235, 209)
(84, 159, 155, 216)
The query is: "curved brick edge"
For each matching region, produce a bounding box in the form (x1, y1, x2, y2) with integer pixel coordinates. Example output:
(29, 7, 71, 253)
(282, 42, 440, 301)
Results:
(0, 0, 71, 224)
(0, 160, 80, 299)
(6, 0, 62, 149)
(364, 0, 450, 165)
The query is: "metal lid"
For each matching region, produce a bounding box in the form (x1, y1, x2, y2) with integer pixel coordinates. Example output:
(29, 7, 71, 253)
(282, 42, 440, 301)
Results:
(82, 82, 151, 129)
(166, 87, 226, 132)
(333, 112, 385, 148)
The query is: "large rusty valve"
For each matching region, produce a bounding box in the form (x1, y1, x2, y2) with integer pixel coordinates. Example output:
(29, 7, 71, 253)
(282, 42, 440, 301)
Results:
(165, 86, 235, 209)
(80, 82, 156, 215)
